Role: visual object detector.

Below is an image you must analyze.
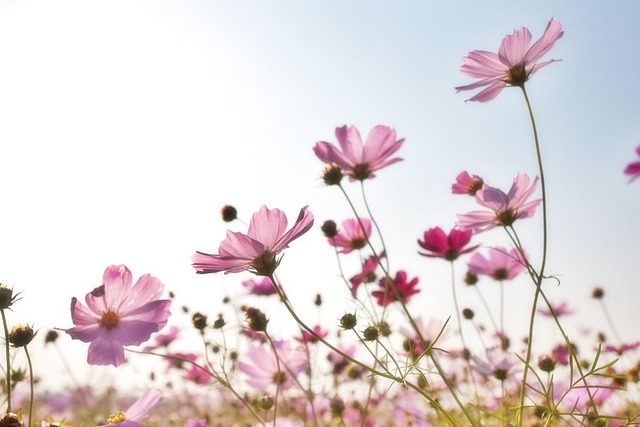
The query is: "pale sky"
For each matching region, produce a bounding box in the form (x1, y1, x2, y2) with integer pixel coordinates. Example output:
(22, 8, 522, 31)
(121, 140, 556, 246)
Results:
(0, 1, 638, 390)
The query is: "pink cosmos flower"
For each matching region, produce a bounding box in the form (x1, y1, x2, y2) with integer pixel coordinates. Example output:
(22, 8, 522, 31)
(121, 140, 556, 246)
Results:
(238, 341, 307, 390)
(470, 347, 519, 381)
(418, 227, 478, 261)
(313, 125, 404, 180)
(142, 325, 179, 351)
(242, 277, 277, 296)
(372, 270, 420, 307)
(349, 252, 385, 297)
(468, 247, 525, 281)
(604, 341, 640, 356)
(624, 145, 640, 181)
(399, 317, 449, 357)
(192, 205, 314, 276)
(329, 218, 372, 254)
(294, 325, 328, 344)
(537, 301, 575, 317)
(456, 18, 564, 102)
(98, 390, 162, 427)
(65, 265, 172, 367)
(452, 171, 484, 196)
(457, 173, 541, 233)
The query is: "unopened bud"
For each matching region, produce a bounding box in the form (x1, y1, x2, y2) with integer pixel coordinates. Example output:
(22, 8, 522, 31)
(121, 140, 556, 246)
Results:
(339, 313, 357, 330)
(221, 205, 238, 222)
(322, 164, 343, 186)
(462, 308, 474, 320)
(321, 220, 338, 238)
(592, 287, 604, 299)
(192, 312, 207, 331)
(362, 326, 379, 341)
(245, 307, 268, 332)
(9, 324, 34, 347)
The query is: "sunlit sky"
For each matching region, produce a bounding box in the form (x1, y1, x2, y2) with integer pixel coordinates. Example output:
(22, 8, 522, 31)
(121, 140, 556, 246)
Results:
(1, 1, 639, 389)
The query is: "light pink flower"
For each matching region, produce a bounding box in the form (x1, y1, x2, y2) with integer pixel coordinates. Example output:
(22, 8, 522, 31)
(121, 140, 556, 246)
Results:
(242, 277, 277, 296)
(457, 173, 541, 233)
(624, 145, 640, 181)
(65, 265, 172, 367)
(98, 390, 162, 427)
(468, 247, 525, 281)
(537, 301, 575, 317)
(142, 325, 179, 351)
(456, 18, 564, 102)
(372, 271, 420, 307)
(192, 205, 314, 276)
(470, 347, 519, 381)
(329, 218, 372, 254)
(313, 125, 404, 180)
(238, 341, 307, 390)
(418, 227, 478, 261)
(452, 171, 484, 196)
(294, 325, 328, 344)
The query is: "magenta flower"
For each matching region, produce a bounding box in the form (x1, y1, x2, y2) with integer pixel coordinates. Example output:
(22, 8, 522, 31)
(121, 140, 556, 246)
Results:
(294, 325, 328, 344)
(242, 277, 277, 296)
(418, 227, 478, 261)
(456, 18, 564, 102)
(624, 145, 640, 181)
(457, 173, 541, 233)
(452, 171, 484, 196)
(468, 247, 525, 281)
(192, 205, 314, 276)
(329, 218, 372, 254)
(238, 341, 307, 390)
(604, 341, 640, 356)
(537, 301, 575, 317)
(372, 271, 420, 307)
(313, 125, 404, 180)
(98, 389, 162, 427)
(65, 265, 172, 367)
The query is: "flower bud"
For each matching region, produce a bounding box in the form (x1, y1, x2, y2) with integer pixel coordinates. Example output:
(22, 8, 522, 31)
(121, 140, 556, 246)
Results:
(462, 308, 474, 320)
(362, 325, 379, 341)
(258, 395, 274, 411)
(592, 287, 604, 299)
(0, 285, 16, 310)
(322, 164, 343, 186)
(339, 313, 357, 330)
(464, 271, 478, 286)
(192, 312, 207, 331)
(9, 324, 34, 347)
(245, 307, 269, 332)
(538, 355, 556, 372)
(321, 220, 338, 238)
(213, 315, 225, 329)
(0, 413, 21, 427)
(44, 330, 59, 344)
(221, 205, 238, 222)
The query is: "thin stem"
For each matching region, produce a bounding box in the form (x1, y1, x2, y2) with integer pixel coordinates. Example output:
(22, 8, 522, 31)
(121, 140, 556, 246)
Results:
(360, 181, 390, 273)
(24, 345, 33, 427)
(449, 262, 468, 353)
(1, 310, 10, 412)
(517, 85, 549, 427)
(598, 300, 623, 344)
(264, 332, 282, 425)
(472, 286, 500, 335)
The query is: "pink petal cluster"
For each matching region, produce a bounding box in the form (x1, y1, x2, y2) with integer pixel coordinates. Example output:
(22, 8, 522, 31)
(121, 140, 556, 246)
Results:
(452, 171, 484, 196)
(329, 218, 372, 254)
(418, 227, 478, 261)
(97, 389, 162, 427)
(242, 277, 277, 296)
(624, 145, 640, 181)
(65, 265, 172, 367)
(468, 247, 526, 281)
(238, 341, 307, 390)
(349, 252, 385, 297)
(372, 271, 420, 307)
(313, 125, 404, 180)
(456, 18, 564, 102)
(192, 205, 314, 276)
(457, 173, 541, 233)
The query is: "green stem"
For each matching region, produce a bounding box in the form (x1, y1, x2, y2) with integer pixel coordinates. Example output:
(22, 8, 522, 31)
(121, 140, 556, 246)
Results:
(1, 310, 10, 413)
(24, 345, 33, 427)
(517, 85, 549, 427)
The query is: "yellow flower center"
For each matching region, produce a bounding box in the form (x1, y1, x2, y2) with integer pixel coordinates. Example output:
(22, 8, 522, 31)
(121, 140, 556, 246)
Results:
(101, 309, 120, 329)
(108, 411, 126, 423)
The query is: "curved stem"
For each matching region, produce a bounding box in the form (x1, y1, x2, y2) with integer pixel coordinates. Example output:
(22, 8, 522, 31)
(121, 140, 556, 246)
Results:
(1, 310, 10, 412)
(360, 181, 390, 273)
(517, 85, 549, 427)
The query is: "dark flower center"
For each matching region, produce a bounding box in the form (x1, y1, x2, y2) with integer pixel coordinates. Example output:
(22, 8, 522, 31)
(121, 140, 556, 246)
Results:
(496, 209, 518, 227)
(101, 309, 120, 329)
(251, 252, 279, 276)
(272, 371, 287, 385)
(492, 269, 508, 281)
(350, 238, 367, 251)
(351, 163, 371, 181)
(494, 368, 509, 381)
(507, 64, 529, 87)
(444, 249, 459, 261)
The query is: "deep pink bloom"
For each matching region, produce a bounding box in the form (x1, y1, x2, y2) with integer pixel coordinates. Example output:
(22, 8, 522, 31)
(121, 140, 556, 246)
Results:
(329, 218, 372, 254)
(98, 390, 162, 427)
(372, 271, 420, 307)
(456, 18, 564, 102)
(65, 265, 172, 367)
(294, 325, 328, 344)
(418, 227, 478, 261)
(452, 171, 484, 196)
(457, 173, 541, 233)
(192, 205, 314, 276)
(468, 247, 525, 281)
(238, 341, 307, 390)
(313, 125, 404, 180)
(624, 145, 640, 181)
(349, 252, 385, 297)
(242, 277, 277, 296)
(184, 364, 211, 385)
